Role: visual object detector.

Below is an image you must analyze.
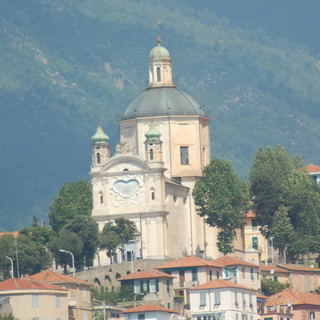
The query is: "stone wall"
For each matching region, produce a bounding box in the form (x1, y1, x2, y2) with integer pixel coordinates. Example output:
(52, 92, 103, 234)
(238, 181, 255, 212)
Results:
(76, 258, 172, 289)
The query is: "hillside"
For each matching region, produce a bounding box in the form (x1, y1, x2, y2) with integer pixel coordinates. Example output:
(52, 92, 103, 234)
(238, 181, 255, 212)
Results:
(1, 0, 320, 230)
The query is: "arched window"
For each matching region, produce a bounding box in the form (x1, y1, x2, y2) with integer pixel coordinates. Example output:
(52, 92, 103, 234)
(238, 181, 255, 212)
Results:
(151, 188, 155, 200)
(149, 149, 154, 160)
(157, 67, 161, 82)
(96, 153, 101, 164)
(100, 194, 103, 204)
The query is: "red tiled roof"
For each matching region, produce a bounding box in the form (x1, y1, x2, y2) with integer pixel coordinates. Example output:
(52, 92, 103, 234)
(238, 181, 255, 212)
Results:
(189, 279, 257, 291)
(278, 264, 320, 272)
(259, 265, 289, 273)
(122, 304, 178, 314)
(0, 231, 19, 238)
(266, 290, 320, 306)
(0, 278, 68, 292)
(304, 164, 320, 173)
(246, 210, 256, 218)
(118, 270, 175, 281)
(28, 270, 92, 285)
(155, 256, 221, 269)
(257, 293, 269, 300)
(212, 255, 259, 268)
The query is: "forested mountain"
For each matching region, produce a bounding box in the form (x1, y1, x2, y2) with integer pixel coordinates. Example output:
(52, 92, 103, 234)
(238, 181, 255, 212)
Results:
(1, 0, 320, 230)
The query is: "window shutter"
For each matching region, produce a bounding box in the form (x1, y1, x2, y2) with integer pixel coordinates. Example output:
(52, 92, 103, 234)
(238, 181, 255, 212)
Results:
(156, 279, 159, 292)
(147, 280, 150, 293)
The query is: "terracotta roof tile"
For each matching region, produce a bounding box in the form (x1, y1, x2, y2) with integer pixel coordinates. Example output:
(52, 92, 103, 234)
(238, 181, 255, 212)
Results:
(257, 293, 269, 300)
(28, 269, 92, 285)
(246, 210, 256, 218)
(304, 164, 320, 173)
(212, 255, 259, 268)
(259, 265, 289, 273)
(278, 264, 320, 272)
(189, 279, 257, 291)
(0, 278, 68, 292)
(266, 290, 320, 306)
(0, 231, 19, 238)
(122, 304, 178, 314)
(155, 256, 222, 269)
(118, 270, 175, 281)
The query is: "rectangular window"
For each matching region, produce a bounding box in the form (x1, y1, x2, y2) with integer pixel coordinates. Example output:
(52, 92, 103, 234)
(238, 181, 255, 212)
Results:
(138, 314, 145, 320)
(236, 314, 239, 320)
(56, 296, 61, 308)
(82, 288, 87, 302)
(242, 292, 246, 309)
(252, 236, 259, 250)
(250, 268, 254, 280)
(32, 295, 39, 308)
(225, 268, 230, 279)
(233, 267, 237, 278)
(216, 271, 220, 279)
(167, 303, 171, 309)
(209, 270, 213, 281)
(167, 280, 170, 293)
(180, 146, 189, 165)
(134, 280, 141, 294)
(200, 292, 206, 306)
(83, 312, 88, 320)
(235, 291, 238, 306)
(252, 219, 258, 230)
(215, 291, 221, 305)
(192, 269, 198, 282)
(149, 279, 156, 293)
(242, 267, 245, 278)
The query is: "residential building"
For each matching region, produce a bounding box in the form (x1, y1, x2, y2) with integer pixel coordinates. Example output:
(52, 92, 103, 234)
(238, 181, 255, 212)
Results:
(118, 270, 175, 309)
(212, 255, 260, 290)
(155, 256, 222, 305)
(28, 269, 93, 320)
(277, 265, 320, 292)
(264, 289, 320, 320)
(304, 164, 320, 184)
(189, 279, 258, 320)
(0, 277, 69, 320)
(122, 304, 182, 320)
(259, 266, 290, 286)
(90, 38, 244, 265)
(244, 211, 268, 264)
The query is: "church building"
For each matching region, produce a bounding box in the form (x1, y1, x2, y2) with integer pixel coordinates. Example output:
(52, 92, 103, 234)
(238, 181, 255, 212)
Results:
(90, 38, 228, 264)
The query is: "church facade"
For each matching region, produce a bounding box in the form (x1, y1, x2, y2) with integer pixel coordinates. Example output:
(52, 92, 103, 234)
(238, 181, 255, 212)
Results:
(90, 39, 225, 264)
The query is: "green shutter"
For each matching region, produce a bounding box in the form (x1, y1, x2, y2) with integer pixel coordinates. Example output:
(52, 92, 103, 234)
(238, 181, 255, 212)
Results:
(140, 280, 143, 292)
(156, 279, 159, 292)
(147, 280, 150, 293)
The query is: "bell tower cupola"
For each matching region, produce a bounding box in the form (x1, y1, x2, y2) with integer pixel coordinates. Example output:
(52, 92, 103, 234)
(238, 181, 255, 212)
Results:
(91, 122, 110, 167)
(148, 36, 175, 88)
(144, 122, 163, 162)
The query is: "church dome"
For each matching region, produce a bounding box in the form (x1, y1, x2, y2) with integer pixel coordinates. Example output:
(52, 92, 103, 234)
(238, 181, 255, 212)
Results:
(149, 36, 171, 59)
(122, 87, 205, 120)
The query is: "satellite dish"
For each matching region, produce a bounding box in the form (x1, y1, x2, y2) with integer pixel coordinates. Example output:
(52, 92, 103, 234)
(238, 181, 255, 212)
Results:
(287, 301, 292, 307)
(270, 268, 275, 275)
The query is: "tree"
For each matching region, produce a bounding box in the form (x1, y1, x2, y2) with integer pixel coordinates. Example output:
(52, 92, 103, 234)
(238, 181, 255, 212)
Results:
(48, 180, 92, 232)
(48, 229, 83, 272)
(100, 222, 120, 264)
(261, 277, 289, 296)
(269, 205, 294, 262)
(91, 286, 119, 305)
(193, 158, 249, 254)
(0, 313, 18, 320)
(63, 215, 99, 267)
(249, 145, 300, 234)
(0, 234, 16, 279)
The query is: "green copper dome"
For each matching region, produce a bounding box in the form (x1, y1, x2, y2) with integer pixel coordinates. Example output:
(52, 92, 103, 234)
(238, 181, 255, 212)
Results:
(121, 87, 205, 120)
(145, 123, 161, 141)
(92, 123, 109, 144)
(149, 36, 170, 59)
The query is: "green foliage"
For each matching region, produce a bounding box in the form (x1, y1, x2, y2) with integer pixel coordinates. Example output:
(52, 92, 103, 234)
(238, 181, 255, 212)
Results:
(0, 313, 18, 320)
(193, 158, 249, 254)
(48, 180, 93, 232)
(261, 277, 289, 296)
(91, 286, 119, 305)
(118, 282, 143, 302)
(270, 205, 294, 261)
(313, 287, 320, 295)
(0, 235, 16, 279)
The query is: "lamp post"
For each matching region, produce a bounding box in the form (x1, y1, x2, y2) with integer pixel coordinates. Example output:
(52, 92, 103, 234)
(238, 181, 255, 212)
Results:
(92, 298, 106, 320)
(5, 256, 14, 278)
(59, 249, 75, 277)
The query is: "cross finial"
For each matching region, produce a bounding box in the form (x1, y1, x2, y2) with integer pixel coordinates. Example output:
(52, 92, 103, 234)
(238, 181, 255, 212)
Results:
(157, 35, 161, 45)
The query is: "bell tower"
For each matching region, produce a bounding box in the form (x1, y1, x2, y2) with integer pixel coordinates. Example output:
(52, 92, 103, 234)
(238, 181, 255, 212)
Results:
(144, 122, 163, 162)
(91, 123, 109, 170)
(148, 36, 175, 88)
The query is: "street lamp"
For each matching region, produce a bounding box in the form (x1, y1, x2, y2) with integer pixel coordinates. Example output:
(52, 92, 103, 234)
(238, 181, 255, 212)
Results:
(5, 256, 14, 278)
(92, 298, 106, 320)
(59, 249, 75, 277)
